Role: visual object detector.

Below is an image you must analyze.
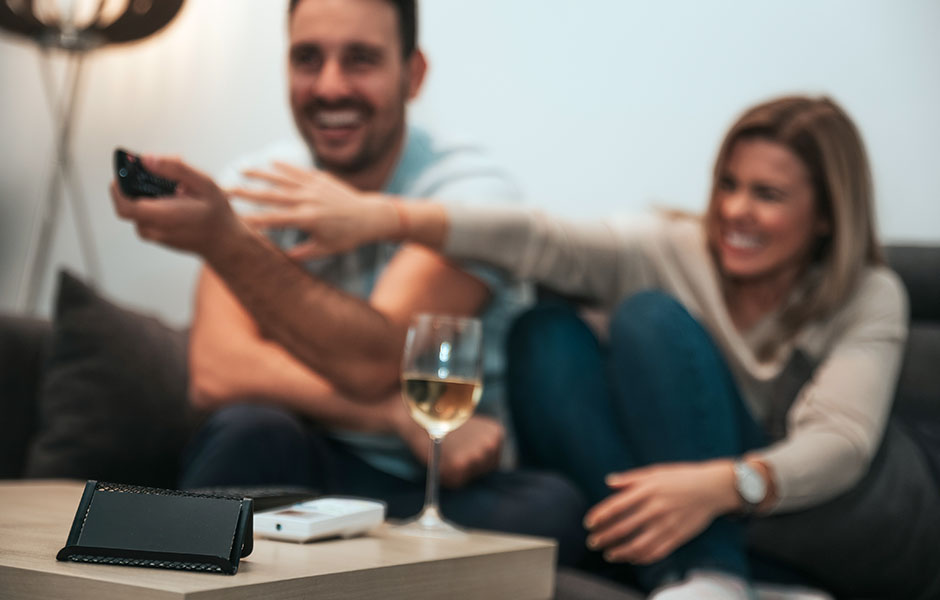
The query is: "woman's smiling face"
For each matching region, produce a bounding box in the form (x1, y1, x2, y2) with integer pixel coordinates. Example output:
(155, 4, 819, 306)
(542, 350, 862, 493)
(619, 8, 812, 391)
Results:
(713, 137, 830, 290)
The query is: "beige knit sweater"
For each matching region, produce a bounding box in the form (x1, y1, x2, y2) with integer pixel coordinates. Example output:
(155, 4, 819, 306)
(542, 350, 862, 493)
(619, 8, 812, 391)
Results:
(444, 205, 908, 513)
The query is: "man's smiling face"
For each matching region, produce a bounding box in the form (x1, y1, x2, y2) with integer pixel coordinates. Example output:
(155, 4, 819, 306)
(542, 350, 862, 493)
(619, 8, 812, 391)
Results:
(288, 0, 421, 177)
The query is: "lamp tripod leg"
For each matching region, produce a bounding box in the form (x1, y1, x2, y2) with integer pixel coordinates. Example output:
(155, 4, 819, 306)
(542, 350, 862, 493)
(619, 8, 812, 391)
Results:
(16, 155, 65, 314)
(16, 50, 100, 314)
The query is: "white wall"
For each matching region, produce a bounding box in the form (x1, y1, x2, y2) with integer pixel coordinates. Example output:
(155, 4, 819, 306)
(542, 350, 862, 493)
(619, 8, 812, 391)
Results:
(2, 0, 938, 325)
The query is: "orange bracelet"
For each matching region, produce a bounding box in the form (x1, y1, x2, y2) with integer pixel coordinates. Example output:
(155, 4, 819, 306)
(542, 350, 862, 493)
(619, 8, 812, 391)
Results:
(391, 200, 409, 239)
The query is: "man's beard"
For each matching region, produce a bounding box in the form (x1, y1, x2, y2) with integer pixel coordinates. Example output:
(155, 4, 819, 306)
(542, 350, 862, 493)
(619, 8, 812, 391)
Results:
(299, 98, 406, 177)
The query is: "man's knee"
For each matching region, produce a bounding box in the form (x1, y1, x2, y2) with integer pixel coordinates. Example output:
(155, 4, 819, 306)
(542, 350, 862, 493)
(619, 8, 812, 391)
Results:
(200, 404, 307, 449)
(181, 404, 315, 488)
(187, 405, 312, 470)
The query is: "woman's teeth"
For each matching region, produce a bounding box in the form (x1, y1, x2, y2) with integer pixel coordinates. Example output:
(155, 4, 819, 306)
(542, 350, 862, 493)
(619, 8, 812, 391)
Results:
(725, 231, 763, 249)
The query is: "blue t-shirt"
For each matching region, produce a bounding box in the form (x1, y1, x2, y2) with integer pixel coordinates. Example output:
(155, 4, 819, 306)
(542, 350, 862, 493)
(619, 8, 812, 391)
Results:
(221, 126, 530, 480)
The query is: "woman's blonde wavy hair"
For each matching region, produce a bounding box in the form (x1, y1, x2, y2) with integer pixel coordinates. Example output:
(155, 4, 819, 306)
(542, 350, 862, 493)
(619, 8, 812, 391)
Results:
(703, 96, 883, 358)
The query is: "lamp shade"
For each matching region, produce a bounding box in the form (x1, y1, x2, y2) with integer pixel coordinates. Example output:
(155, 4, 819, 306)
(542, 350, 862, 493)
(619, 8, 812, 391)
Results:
(0, 0, 184, 49)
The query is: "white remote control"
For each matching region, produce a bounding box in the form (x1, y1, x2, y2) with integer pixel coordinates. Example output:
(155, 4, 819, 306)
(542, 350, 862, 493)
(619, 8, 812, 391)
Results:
(254, 497, 386, 543)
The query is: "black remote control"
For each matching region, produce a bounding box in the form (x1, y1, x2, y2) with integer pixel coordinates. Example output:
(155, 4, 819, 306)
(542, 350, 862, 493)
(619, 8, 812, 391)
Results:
(114, 148, 178, 198)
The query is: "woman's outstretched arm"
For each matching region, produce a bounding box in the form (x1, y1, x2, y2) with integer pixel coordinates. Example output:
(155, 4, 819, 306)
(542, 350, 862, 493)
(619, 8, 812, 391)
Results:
(233, 162, 449, 256)
(233, 164, 639, 306)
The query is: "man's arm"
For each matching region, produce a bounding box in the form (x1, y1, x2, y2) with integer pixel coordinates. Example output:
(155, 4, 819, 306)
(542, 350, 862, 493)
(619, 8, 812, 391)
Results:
(191, 249, 501, 487)
(189, 267, 388, 431)
(189, 242, 491, 409)
(111, 156, 485, 400)
(203, 224, 405, 399)
(190, 240, 503, 487)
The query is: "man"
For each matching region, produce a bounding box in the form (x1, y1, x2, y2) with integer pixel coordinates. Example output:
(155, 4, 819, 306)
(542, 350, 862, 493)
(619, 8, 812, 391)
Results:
(111, 0, 586, 564)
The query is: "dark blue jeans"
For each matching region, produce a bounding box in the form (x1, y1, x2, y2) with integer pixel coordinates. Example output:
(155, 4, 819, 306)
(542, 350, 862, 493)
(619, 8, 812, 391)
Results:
(179, 403, 589, 565)
(508, 291, 766, 589)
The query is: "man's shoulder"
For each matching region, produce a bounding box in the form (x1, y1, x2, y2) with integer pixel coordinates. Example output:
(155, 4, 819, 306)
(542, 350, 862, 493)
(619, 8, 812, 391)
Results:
(389, 125, 522, 203)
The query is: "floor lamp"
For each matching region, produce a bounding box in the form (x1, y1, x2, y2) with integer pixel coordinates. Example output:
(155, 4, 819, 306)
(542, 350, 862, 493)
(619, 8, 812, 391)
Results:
(0, 0, 185, 314)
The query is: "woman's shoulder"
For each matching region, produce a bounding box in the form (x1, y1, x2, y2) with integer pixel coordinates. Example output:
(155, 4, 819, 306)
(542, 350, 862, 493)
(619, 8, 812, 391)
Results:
(853, 265, 908, 315)
(797, 264, 908, 360)
(827, 264, 909, 335)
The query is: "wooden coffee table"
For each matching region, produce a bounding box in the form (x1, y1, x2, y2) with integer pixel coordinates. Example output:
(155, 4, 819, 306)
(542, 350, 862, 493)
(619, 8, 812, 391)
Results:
(0, 481, 555, 599)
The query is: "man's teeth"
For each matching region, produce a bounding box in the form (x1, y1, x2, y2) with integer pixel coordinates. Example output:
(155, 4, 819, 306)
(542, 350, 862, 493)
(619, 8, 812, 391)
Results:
(725, 231, 762, 249)
(316, 110, 361, 128)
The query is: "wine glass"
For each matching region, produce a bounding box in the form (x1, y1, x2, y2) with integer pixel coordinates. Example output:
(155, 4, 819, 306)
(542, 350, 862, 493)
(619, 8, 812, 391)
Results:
(397, 313, 483, 537)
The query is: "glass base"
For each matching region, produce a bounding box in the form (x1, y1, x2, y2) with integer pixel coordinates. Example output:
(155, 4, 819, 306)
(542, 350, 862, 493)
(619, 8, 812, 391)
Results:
(391, 506, 466, 539)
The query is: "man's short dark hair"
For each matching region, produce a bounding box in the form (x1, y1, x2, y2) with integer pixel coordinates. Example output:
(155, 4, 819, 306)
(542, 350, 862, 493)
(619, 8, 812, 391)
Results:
(288, 0, 417, 58)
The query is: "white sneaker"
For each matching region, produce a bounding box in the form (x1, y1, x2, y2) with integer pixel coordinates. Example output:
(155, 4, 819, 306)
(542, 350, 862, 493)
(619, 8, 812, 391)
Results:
(754, 582, 833, 600)
(649, 570, 755, 600)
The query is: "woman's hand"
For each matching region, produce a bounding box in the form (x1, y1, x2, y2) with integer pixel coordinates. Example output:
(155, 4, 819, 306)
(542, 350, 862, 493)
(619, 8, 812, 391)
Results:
(584, 460, 740, 564)
(229, 162, 400, 260)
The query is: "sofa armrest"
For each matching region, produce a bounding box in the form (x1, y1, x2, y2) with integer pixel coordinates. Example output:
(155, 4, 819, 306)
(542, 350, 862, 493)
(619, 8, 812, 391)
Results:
(0, 314, 51, 477)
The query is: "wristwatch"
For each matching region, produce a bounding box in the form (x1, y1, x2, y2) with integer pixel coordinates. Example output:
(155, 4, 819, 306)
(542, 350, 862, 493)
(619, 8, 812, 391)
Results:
(732, 460, 767, 514)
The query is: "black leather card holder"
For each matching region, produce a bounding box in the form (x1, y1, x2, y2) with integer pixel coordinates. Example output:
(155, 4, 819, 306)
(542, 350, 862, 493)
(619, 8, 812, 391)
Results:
(56, 480, 253, 574)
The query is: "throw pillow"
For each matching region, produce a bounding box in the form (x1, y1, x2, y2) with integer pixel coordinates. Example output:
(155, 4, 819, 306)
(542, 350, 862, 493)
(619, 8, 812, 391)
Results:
(24, 270, 199, 488)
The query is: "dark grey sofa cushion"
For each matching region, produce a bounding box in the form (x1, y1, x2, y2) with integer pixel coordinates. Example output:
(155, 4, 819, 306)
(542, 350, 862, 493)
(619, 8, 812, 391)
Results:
(0, 315, 50, 477)
(23, 270, 198, 488)
(886, 245, 940, 490)
(887, 246, 940, 418)
(894, 325, 940, 418)
(748, 421, 940, 600)
(885, 246, 940, 323)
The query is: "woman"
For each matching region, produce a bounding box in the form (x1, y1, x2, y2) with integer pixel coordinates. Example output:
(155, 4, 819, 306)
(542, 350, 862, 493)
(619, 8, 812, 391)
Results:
(229, 96, 931, 598)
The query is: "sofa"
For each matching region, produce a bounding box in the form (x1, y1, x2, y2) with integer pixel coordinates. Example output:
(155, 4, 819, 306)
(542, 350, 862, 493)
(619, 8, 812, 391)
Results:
(1, 245, 938, 599)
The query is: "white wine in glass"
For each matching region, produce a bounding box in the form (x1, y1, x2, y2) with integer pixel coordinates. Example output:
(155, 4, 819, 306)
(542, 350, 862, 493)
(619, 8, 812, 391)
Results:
(401, 376, 482, 437)
(397, 314, 483, 537)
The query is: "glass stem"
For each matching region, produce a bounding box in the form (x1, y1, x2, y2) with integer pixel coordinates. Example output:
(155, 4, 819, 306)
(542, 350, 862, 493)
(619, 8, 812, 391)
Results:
(422, 434, 444, 519)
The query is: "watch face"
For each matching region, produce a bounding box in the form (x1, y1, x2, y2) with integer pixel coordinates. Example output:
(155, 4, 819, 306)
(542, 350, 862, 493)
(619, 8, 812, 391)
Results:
(735, 462, 766, 504)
